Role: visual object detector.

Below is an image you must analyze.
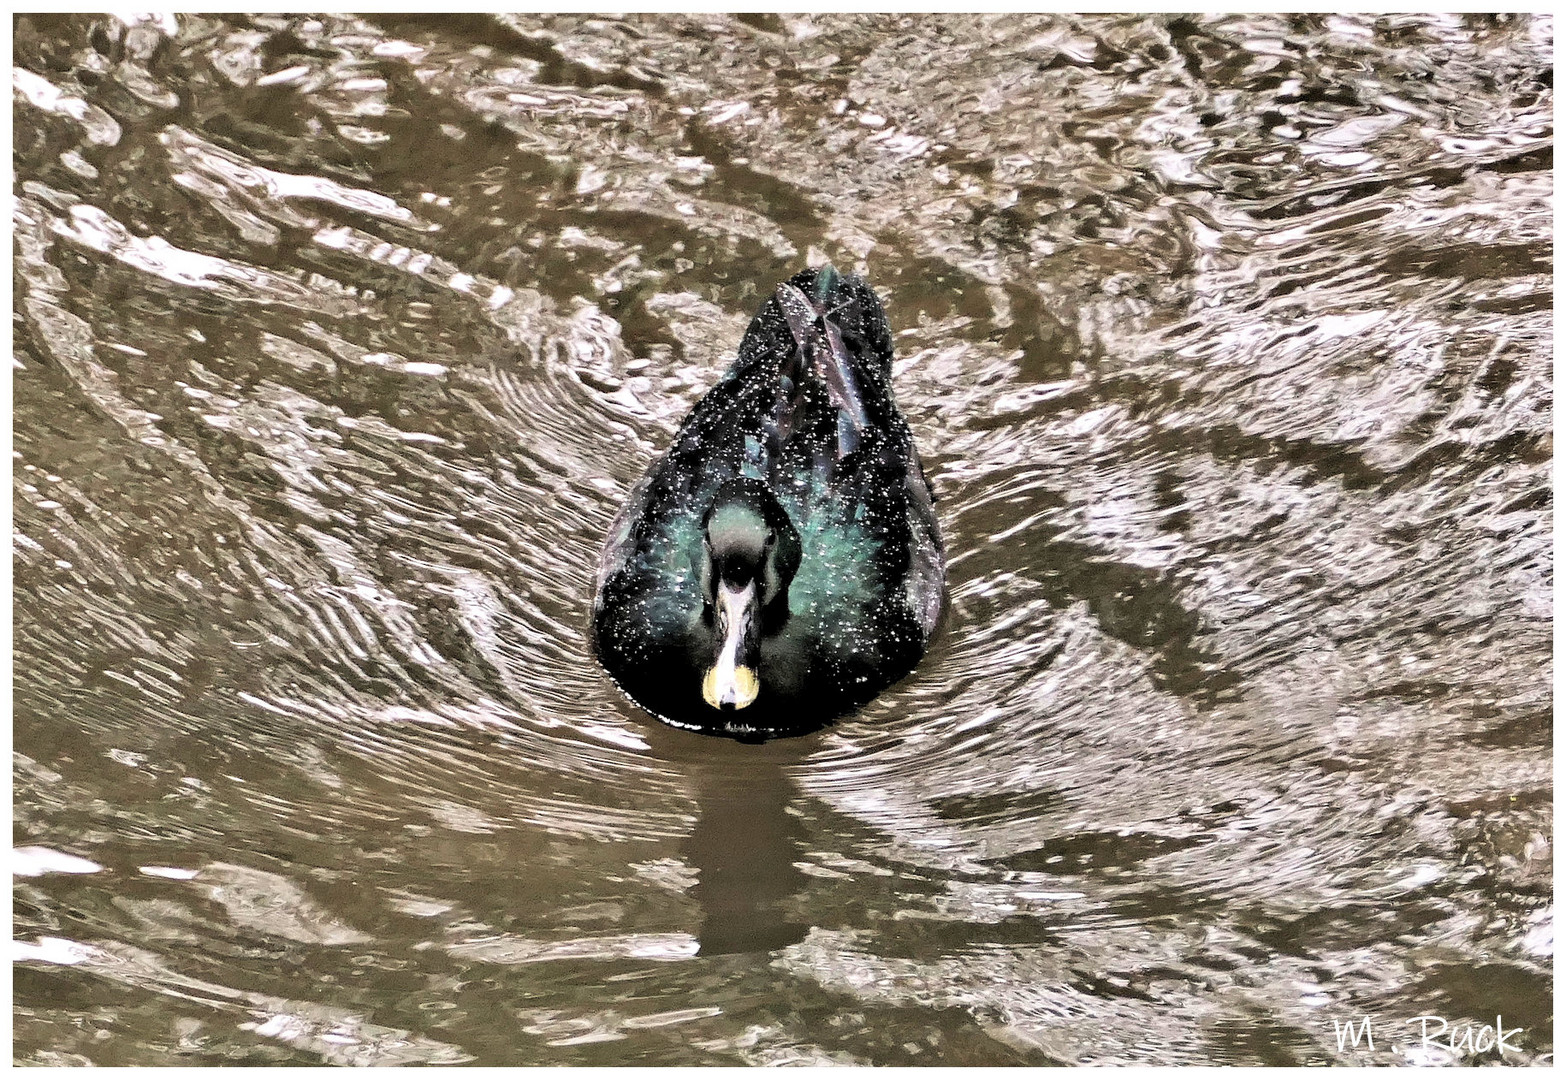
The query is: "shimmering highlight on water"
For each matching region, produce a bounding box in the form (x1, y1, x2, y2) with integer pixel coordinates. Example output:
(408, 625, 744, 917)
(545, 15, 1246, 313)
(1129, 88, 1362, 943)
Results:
(13, 12, 1552, 1066)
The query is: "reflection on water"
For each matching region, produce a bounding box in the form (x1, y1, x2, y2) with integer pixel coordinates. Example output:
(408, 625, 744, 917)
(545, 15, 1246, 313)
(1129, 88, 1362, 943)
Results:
(13, 12, 1553, 1066)
(666, 733, 811, 957)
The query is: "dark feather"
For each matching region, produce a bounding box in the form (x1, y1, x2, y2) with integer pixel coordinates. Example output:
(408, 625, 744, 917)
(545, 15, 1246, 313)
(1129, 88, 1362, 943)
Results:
(593, 267, 945, 739)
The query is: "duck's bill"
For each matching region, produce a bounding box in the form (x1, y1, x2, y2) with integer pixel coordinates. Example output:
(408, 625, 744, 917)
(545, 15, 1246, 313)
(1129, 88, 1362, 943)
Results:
(702, 662, 759, 710)
(703, 582, 760, 710)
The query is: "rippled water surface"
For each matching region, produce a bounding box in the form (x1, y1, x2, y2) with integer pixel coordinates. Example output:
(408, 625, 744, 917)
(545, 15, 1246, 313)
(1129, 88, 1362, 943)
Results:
(12, 13, 1553, 1066)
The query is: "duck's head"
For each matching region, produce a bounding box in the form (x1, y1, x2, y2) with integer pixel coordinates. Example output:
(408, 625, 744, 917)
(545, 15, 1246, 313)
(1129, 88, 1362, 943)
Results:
(699, 477, 801, 712)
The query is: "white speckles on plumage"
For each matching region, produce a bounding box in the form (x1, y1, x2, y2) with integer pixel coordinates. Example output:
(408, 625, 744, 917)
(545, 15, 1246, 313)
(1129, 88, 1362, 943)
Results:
(591, 267, 945, 737)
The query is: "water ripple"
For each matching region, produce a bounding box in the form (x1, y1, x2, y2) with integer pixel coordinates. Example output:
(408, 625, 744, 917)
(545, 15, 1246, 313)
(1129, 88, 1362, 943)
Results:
(13, 11, 1551, 1067)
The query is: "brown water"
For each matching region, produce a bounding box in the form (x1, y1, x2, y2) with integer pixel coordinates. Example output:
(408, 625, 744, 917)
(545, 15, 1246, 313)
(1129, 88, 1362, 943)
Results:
(12, 12, 1553, 1066)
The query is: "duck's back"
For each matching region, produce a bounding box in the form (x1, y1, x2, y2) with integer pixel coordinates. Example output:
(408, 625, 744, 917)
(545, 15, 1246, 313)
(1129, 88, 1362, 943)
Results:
(593, 268, 943, 737)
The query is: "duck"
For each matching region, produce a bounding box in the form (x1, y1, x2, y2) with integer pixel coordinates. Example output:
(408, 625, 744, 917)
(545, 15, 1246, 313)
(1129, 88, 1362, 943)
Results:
(592, 267, 945, 739)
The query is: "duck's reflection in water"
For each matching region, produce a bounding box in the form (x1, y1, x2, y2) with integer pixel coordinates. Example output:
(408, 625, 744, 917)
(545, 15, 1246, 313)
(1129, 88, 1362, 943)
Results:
(648, 724, 811, 956)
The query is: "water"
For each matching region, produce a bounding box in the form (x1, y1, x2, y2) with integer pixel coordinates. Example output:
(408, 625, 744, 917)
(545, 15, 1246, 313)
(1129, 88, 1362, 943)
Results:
(11, 12, 1552, 1066)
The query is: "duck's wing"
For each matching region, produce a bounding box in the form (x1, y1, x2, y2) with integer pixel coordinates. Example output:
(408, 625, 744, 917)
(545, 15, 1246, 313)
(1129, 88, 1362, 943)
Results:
(774, 280, 868, 458)
(760, 267, 904, 465)
(769, 269, 947, 640)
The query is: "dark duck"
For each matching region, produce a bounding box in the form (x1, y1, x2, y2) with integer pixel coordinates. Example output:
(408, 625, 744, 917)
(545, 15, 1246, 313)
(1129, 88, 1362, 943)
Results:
(592, 267, 945, 739)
